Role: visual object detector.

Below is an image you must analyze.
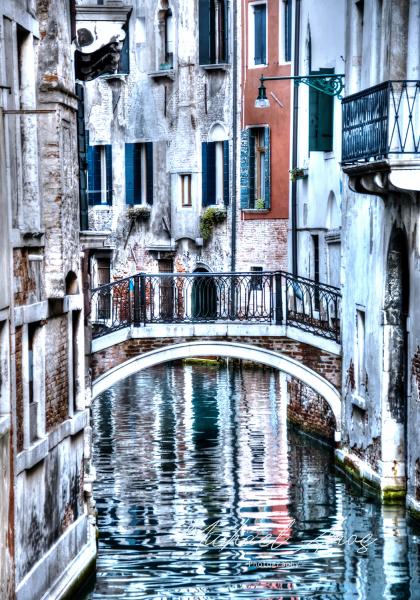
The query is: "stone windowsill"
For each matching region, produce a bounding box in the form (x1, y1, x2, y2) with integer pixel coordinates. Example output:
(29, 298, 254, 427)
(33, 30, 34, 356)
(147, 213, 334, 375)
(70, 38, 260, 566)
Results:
(241, 208, 270, 214)
(16, 410, 89, 474)
(200, 63, 230, 71)
(11, 229, 45, 248)
(148, 69, 175, 80)
(90, 205, 113, 210)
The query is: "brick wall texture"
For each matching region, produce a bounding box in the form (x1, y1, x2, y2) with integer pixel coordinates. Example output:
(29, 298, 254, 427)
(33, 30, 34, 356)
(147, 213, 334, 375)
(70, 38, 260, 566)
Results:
(287, 378, 335, 440)
(236, 218, 288, 272)
(45, 316, 69, 431)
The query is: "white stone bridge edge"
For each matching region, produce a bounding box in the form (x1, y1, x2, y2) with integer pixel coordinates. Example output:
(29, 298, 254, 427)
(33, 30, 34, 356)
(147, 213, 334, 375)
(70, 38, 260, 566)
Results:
(91, 340, 342, 440)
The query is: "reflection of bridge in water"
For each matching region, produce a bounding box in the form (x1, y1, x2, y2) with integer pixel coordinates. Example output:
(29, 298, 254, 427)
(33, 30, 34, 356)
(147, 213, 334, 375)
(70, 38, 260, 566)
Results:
(90, 270, 341, 342)
(89, 271, 343, 439)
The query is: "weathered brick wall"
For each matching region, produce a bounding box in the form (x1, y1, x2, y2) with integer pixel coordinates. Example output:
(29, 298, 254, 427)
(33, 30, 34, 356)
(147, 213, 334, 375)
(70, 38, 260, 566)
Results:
(15, 326, 24, 453)
(287, 378, 335, 440)
(236, 218, 289, 271)
(45, 316, 68, 431)
(91, 335, 342, 390)
(13, 249, 39, 307)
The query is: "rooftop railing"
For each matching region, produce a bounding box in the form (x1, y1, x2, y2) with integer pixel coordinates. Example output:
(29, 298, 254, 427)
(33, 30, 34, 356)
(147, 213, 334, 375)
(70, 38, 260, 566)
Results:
(90, 271, 341, 343)
(342, 80, 420, 165)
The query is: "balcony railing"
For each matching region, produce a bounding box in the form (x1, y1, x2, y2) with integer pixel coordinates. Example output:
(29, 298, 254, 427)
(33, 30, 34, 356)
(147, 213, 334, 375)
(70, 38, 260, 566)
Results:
(90, 271, 341, 343)
(342, 80, 420, 165)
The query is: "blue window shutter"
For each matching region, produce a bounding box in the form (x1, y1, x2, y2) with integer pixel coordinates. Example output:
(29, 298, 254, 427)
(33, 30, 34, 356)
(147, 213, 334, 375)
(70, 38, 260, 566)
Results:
(87, 145, 101, 205)
(240, 129, 251, 209)
(249, 130, 256, 207)
(125, 143, 134, 205)
(146, 142, 153, 205)
(309, 69, 334, 152)
(223, 140, 229, 206)
(223, 0, 228, 62)
(263, 126, 270, 209)
(105, 145, 112, 205)
(199, 0, 211, 65)
(118, 25, 129, 74)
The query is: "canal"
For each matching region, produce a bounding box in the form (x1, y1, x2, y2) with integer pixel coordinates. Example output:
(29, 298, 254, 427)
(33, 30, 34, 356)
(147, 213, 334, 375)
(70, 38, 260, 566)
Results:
(81, 361, 420, 599)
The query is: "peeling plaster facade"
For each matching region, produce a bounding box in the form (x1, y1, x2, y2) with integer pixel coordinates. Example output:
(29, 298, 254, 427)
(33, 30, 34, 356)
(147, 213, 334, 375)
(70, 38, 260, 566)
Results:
(77, 0, 239, 284)
(0, 0, 96, 597)
(339, 0, 420, 506)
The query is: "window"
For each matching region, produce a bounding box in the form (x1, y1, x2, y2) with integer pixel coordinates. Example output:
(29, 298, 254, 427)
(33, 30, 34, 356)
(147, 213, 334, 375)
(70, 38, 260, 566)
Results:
(312, 234, 320, 309)
(250, 3, 267, 66)
(282, 0, 292, 62)
(355, 309, 366, 397)
(250, 266, 263, 290)
(199, 0, 228, 65)
(309, 69, 334, 152)
(125, 143, 154, 205)
(240, 127, 270, 210)
(87, 144, 112, 205)
(96, 256, 111, 320)
(181, 174, 192, 207)
(202, 140, 229, 206)
(164, 9, 174, 67)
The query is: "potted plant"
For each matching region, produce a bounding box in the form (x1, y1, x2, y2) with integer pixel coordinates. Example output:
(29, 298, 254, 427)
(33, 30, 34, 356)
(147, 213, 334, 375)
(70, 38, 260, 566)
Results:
(289, 167, 308, 182)
(199, 206, 227, 241)
(127, 205, 151, 221)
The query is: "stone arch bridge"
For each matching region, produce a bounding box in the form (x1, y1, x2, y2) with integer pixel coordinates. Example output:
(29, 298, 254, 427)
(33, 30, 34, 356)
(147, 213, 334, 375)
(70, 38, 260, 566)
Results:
(89, 270, 342, 439)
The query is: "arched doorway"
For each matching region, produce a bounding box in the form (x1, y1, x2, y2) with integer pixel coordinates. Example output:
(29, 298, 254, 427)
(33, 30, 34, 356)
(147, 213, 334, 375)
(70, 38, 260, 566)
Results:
(383, 226, 409, 488)
(191, 267, 217, 320)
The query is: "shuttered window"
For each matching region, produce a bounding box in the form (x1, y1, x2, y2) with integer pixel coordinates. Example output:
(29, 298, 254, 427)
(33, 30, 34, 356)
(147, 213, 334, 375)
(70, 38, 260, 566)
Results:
(199, 0, 228, 65)
(253, 4, 267, 65)
(125, 142, 154, 205)
(87, 144, 112, 205)
(202, 141, 230, 206)
(240, 127, 270, 210)
(309, 69, 334, 152)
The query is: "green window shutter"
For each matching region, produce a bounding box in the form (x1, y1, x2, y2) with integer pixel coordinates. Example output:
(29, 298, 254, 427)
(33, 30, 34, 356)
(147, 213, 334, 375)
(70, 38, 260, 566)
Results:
(309, 69, 334, 152)
(199, 0, 211, 65)
(222, 0, 228, 62)
(146, 142, 153, 205)
(240, 129, 251, 209)
(248, 129, 256, 208)
(105, 145, 112, 205)
(202, 142, 208, 204)
(125, 143, 134, 205)
(263, 126, 270, 209)
(223, 140, 229, 206)
(87, 145, 101, 205)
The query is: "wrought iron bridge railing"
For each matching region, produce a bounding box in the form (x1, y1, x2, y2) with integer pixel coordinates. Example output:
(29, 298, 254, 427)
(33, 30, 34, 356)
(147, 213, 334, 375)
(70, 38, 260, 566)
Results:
(90, 271, 341, 343)
(342, 80, 420, 165)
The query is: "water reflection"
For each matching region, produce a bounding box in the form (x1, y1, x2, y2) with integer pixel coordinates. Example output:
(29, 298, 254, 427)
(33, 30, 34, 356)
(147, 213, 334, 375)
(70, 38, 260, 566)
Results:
(82, 362, 420, 599)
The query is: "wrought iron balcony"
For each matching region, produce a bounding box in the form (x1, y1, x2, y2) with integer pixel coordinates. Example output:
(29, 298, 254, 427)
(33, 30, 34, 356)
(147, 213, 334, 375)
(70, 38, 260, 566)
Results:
(342, 80, 420, 165)
(90, 271, 341, 342)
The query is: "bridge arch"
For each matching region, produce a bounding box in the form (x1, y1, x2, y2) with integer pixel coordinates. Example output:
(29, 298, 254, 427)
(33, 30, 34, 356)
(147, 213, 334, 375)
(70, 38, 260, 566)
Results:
(91, 340, 341, 434)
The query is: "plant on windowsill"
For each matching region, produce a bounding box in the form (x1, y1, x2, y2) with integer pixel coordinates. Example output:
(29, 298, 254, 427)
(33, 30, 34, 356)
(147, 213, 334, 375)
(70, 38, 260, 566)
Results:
(199, 206, 227, 241)
(255, 198, 266, 209)
(289, 167, 308, 182)
(127, 205, 151, 221)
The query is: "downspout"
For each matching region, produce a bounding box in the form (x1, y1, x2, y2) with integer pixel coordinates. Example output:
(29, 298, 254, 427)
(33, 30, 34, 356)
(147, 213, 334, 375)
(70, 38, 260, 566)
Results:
(291, 0, 301, 276)
(230, 0, 238, 273)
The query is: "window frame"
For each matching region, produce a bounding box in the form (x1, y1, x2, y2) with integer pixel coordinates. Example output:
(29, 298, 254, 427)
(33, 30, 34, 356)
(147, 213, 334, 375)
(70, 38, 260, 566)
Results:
(125, 142, 154, 205)
(87, 144, 113, 206)
(249, 1, 267, 68)
(180, 173, 192, 207)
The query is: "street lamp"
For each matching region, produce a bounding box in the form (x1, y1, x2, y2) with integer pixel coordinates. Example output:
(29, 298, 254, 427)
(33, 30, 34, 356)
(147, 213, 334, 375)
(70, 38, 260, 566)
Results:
(255, 73, 345, 108)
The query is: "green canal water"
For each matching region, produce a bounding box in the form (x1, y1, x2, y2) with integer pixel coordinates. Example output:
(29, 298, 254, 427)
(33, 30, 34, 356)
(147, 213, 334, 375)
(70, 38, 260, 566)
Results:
(80, 362, 420, 599)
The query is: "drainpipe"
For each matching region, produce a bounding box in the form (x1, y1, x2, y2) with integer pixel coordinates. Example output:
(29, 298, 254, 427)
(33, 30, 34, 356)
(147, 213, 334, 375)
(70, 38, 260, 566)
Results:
(291, 0, 301, 276)
(230, 0, 238, 273)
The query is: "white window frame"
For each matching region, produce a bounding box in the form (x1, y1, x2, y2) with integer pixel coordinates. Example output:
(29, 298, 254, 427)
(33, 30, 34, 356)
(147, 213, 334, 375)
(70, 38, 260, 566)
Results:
(354, 308, 366, 398)
(248, 1, 268, 68)
(180, 173, 192, 207)
(215, 141, 224, 205)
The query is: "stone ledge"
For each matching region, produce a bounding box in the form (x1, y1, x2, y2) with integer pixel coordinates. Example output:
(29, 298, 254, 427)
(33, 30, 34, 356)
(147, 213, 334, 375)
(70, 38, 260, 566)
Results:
(16, 410, 89, 474)
(0, 415, 11, 438)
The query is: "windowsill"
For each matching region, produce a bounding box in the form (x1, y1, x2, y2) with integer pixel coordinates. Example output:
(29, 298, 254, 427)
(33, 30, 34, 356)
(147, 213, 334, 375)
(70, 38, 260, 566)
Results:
(11, 229, 45, 248)
(200, 63, 230, 71)
(324, 151, 335, 160)
(247, 63, 268, 70)
(351, 393, 366, 410)
(100, 73, 128, 81)
(90, 205, 113, 210)
(241, 208, 270, 214)
(148, 69, 175, 80)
